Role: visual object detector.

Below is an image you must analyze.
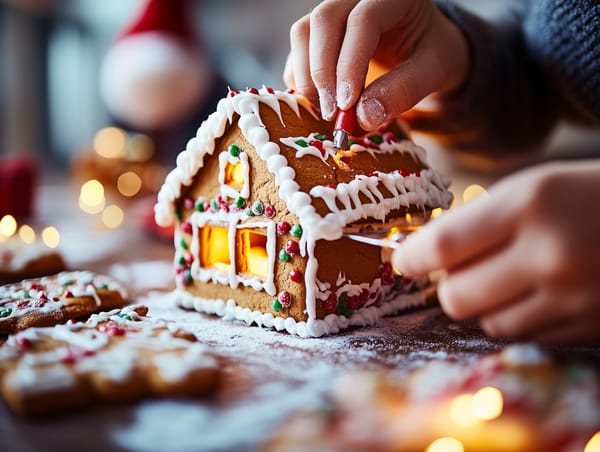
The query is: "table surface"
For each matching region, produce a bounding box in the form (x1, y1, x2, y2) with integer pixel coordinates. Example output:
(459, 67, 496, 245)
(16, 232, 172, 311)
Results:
(1, 174, 599, 452)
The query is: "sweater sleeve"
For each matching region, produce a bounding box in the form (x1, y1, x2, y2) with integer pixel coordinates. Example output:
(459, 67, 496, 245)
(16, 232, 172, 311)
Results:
(416, 0, 561, 154)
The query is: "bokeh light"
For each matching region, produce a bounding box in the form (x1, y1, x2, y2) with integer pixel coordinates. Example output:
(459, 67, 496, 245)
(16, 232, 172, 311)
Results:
(472, 386, 503, 421)
(0, 215, 17, 237)
(42, 227, 60, 248)
(462, 184, 488, 203)
(426, 437, 464, 452)
(18, 224, 36, 244)
(127, 134, 154, 162)
(584, 431, 600, 452)
(79, 179, 105, 214)
(94, 127, 127, 159)
(450, 394, 477, 427)
(102, 205, 124, 229)
(117, 171, 143, 197)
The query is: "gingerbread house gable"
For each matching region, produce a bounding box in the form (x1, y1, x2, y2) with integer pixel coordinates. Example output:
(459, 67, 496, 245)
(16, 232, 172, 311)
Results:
(155, 87, 452, 337)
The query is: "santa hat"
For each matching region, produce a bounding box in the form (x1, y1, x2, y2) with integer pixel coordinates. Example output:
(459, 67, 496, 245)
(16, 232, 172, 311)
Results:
(100, 0, 212, 131)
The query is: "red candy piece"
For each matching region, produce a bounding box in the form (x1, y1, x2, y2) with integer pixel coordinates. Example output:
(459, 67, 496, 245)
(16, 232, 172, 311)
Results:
(264, 205, 276, 218)
(276, 221, 291, 235)
(248, 87, 259, 95)
(15, 336, 31, 350)
(309, 139, 326, 157)
(323, 293, 338, 315)
(266, 87, 275, 94)
(289, 269, 302, 283)
(181, 221, 193, 234)
(398, 168, 409, 177)
(285, 240, 299, 255)
(63, 290, 74, 298)
(99, 321, 126, 336)
(183, 198, 194, 209)
(278, 290, 292, 307)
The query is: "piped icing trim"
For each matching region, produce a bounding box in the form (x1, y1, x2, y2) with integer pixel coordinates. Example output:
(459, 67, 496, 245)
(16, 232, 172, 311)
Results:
(154, 87, 452, 243)
(172, 286, 431, 338)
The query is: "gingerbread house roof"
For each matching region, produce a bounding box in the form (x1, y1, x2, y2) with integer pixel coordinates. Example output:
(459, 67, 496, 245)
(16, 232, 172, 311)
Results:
(155, 87, 452, 241)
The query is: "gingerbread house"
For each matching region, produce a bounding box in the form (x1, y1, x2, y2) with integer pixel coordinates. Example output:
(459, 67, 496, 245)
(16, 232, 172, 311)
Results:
(155, 87, 453, 337)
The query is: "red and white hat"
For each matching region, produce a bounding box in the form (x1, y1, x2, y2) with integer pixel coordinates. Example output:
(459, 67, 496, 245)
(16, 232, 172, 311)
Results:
(99, 0, 212, 131)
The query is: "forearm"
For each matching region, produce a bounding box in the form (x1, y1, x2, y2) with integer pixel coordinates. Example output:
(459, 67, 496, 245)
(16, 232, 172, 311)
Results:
(417, 1, 560, 154)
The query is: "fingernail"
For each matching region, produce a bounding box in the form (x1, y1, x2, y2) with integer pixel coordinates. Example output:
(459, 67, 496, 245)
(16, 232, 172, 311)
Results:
(318, 86, 337, 121)
(356, 97, 386, 130)
(336, 80, 352, 110)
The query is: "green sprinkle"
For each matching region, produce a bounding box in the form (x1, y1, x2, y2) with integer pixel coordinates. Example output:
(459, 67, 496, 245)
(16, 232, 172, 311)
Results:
(279, 249, 291, 262)
(175, 209, 182, 221)
(62, 280, 75, 287)
(347, 139, 357, 146)
(195, 201, 205, 212)
(272, 299, 283, 312)
(295, 139, 308, 148)
(117, 313, 132, 321)
(314, 134, 327, 141)
(210, 198, 218, 210)
(290, 224, 303, 238)
(336, 300, 352, 318)
(0, 308, 12, 318)
(20, 291, 31, 299)
(180, 238, 188, 250)
(228, 143, 241, 157)
(251, 201, 264, 216)
(245, 208, 254, 217)
(178, 256, 186, 266)
(367, 134, 383, 144)
(97, 283, 108, 290)
(235, 197, 246, 208)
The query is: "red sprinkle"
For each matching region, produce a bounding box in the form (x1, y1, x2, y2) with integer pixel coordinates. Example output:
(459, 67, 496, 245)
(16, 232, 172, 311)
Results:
(276, 221, 291, 235)
(228, 89, 239, 97)
(64, 290, 74, 298)
(287, 88, 295, 94)
(398, 169, 409, 177)
(16, 336, 31, 350)
(266, 87, 275, 94)
(289, 269, 302, 283)
(16, 300, 30, 309)
(183, 198, 194, 209)
(264, 205, 276, 218)
(309, 139, 325, 157)
(348, 295, 362, 310)
(99, 322, 126, 336)
(248, 87, 259, 95)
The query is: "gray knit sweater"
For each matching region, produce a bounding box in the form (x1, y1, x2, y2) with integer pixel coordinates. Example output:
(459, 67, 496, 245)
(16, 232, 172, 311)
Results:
(427, 0, 600, 154)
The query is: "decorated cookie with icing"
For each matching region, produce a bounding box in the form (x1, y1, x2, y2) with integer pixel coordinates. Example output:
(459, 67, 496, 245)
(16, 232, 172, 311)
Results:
(0, 238, 66, 285)
(0, 271, 127, 335)
(265, 344, 600, 452)
(0, 305, 220, 417)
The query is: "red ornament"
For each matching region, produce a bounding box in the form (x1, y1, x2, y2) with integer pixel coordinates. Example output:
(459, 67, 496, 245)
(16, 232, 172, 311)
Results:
(285, 240, 299, 255)
(278, 290, 292, 307)
(289, 269, 302, 283)
(276, 221, 291, 235)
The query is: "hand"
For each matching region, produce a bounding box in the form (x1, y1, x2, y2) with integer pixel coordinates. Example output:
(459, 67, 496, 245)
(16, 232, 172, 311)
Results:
(284, 0, 469, 128)
(392, 160, 600, 344)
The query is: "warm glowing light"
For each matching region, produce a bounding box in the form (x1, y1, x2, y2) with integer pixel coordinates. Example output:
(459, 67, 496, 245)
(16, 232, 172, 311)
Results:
(18, 225, 35, 244)
(0, 215, 17, 237)
(42, 227, 60, 248)
(127, 134, 154, 162)
(405, 213, 412, 223)
(237, 228, 268, 278)
(472, 386, 503, 421)
(224, 162, 245, 191)
(102, 205, 124, 229)
(431, 207, 443, 217)
(200, 226, 231, 270)
(117, 171, 142, 197)
(450, 394, 478, 427)
(94, 127, 127, 159)
(462, 184, 488, 203)
(426, 437, 464, 452)
(585, 432, 600, 452)
(79, 179, 105, 214)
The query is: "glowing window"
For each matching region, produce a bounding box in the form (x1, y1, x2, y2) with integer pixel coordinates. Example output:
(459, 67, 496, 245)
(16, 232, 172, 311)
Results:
(236, 228, 268, 279)
(199, 226, 230, 272)
(224, 161, 245, 191)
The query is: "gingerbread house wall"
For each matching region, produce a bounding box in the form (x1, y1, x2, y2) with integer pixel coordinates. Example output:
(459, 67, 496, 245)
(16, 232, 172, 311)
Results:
(173, 112, 312, 322)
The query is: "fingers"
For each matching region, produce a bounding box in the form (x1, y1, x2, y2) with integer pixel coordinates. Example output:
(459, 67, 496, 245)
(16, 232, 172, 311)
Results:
(308, 0, 359, 120)
(289, 13, 317, 105)
(437, 242, 533, 320)
(392, 193, 514, 279)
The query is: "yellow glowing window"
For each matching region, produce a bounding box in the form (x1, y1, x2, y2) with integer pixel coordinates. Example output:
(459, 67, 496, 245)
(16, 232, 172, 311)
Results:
(224, 162, 245, 191)
(236, 228, 268, 279)
(199, 226, 230, 272)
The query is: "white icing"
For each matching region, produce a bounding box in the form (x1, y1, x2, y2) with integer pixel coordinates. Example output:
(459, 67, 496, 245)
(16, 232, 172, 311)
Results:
(173, 287, 429, 338)
(218, 150, 250, 199)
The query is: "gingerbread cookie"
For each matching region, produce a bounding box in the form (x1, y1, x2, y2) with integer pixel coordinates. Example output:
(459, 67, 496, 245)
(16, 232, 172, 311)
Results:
(0, 238, 66, 285)
(0, 271, 127, 335)
(0, 305, 220, 417)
